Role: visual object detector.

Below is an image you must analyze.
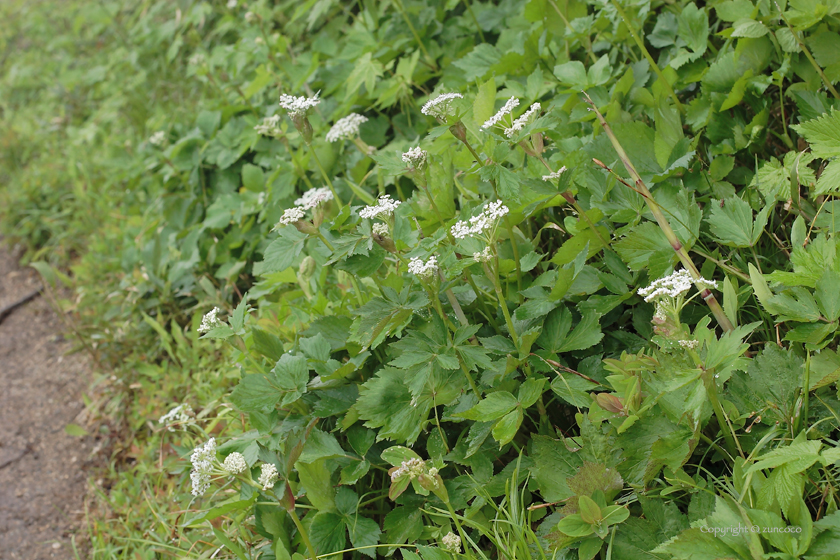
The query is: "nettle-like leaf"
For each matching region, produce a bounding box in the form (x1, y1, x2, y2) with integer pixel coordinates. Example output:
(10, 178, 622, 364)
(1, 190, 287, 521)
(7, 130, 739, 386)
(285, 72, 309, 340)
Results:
(230, 354, 310, 413)
(705, 196, 771, 247)
(792, 108, 840, 159)
(455, 378, 546, 446)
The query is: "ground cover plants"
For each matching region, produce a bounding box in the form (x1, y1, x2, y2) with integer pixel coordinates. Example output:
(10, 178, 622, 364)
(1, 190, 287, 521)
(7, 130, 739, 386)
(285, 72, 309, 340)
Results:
(4, 0, 840, 558)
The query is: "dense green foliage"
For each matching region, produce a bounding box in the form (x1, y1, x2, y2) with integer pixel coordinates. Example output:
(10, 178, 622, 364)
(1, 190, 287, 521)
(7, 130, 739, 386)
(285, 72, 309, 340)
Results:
(5, 0, 840, 558)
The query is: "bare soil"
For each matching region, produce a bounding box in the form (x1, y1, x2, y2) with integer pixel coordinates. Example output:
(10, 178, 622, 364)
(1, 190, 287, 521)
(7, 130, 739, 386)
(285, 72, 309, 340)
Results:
(0, 246, 97, 559)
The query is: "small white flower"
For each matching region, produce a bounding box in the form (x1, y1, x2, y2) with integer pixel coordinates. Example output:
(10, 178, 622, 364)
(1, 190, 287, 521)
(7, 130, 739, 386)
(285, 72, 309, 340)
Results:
(390, 457, 428, 481)
(255, 37, 265, 45)
(278, 206, 305, 225)
(223, 452, 248, 475)
(638, 269, 717, 302)
(159, 403, 194, 431)
(542, 166, 567, 181)
(421, 93, 464, 119)
(198, 307, 222, 333)
(481, 97, 519, 130)
(401, 146, 427, 170)
(258, 463, 279, 490)
(226, 0, 237, 8)
(504, 102, 541, 138)
(408, 256, 438, 280)
(188, 53, 206, 67)
(442, 532, 461, 553)
(278, 93, 320, 117)
(149, 131, 167, 146)
(678, 339, 699, 349)
(473, 247, 493, 263)
(190, 438, 217, 497)
(254, 115, 282, 136)
(244, 11, 257, 22)
(653, 302, 667, 322)
(450, 200, 509, 239)
(326, 113, 368, 143)
(294, 187, 333, 209)
(359, 195, 401, 219)
(427, 467, 439, 477)
(372, 222, 390, 237)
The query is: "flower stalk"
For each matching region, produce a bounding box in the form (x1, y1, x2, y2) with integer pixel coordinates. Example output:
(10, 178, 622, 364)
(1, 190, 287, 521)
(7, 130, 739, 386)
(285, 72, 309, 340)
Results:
(584, 94, 734, 332)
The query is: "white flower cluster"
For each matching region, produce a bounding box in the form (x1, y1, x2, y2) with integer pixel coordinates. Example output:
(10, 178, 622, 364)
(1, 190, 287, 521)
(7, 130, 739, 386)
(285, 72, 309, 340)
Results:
(188, 53, 206, 67)
(473, 247, 493, 263)
(244, 11, 257, 23)
(504, 102, 541, 138)
(442, 532, 461, 553)
(258, 463, 279, 490)
(451, 200, 509, 239)
(421, 92, 464, 119)
(639, 269, 717, 302)
(159, 403, 194, 431)
(359, 195, 401, 219)
(149, 131, 167, 146)
(198, 307, 222, 333)
(408, 256, 438, 280)
(481, 97, 519, 130)
(278, 93, 320, 116)
(542, 166, 567, 181)
(401, 146, 427, 169)
(678, 339, 699, 349)
(278, 206, 306, 225)
(254, 115, 282, 137)
(372, 223, 389, 237)
(190, 438, 216, 497)
(390, 457, 427, 481)
(326, 113, 367, 143)
(226, 0, 237, 8)
(223, 452, 248, 475)
(295, 187, 333, 209)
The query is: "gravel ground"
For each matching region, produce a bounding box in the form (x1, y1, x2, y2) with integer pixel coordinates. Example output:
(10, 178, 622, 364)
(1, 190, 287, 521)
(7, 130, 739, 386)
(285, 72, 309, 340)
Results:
(0, 245, 97, 559)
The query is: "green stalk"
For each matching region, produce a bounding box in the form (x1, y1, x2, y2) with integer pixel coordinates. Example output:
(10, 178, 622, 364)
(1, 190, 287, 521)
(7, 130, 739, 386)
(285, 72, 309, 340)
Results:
(705, 371, 743, 458)
(308, 147, 343, 206)
(484, 261, 519, 348)
(585, 95, 735, 332)
(462, 0, 485, 41)
(443, 500, 475, 560)
(610, 0, 684, 113)
(392, 0, 437, 70)
(794, 351, 811, 435)
(287, 507, 318, 560)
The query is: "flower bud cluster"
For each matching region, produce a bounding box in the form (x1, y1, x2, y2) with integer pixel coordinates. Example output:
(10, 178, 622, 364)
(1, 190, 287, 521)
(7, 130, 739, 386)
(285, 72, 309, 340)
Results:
(389, 457, 427, 481)
(223, 452, 248, 474)
(326, 113, 367, 143)
(481, 97, 519, 130)
(198, 307, 222, 333)
(359, 194, 401, 220)
(149, 131, 167, 147)
(421, 93, 464, 120)
(278, 93, 320, 117)
(159, 403, 194, 431)
(401, 146, 427, 170)
(408, 256, 438, 280)
(504, 102, 541, 138)
(542, 166, 567, 181)
(254, 115, 282, 137)
(442, 532, 461, 553)
(190, 438, 217, 496)
(258, 463, 279, 490)
(639, 270, 717, 302)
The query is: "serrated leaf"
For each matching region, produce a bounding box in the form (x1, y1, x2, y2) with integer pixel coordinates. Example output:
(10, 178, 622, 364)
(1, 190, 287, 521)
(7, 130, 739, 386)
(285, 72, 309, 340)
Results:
(792, 108, 840, 158)
(455, 391, 518, 422)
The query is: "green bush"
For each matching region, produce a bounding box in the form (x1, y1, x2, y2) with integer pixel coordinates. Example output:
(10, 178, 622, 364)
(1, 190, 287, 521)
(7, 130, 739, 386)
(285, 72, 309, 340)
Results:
(5, 0, 840, 558)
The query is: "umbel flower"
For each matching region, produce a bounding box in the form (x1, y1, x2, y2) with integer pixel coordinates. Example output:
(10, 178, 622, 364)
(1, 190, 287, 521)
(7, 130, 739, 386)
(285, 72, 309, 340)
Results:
(638, 269, 717, 302)
(222, 452, 248, 475)
(504, 102, 541, 138)
(276, 188, 333, 231)
(442, 532, 461, 553)
(421, 92, 464, 120)
(481, 97, 519, 130)
(190, 438, 216, 496)
(278, 93, 320, 117)
(408, 256, 438, 280)
(359, 195, 401, 220)
(258, 463, 279, 490)
(542, 166, 567, 181)
(149, 131, 167, 147)
(326, 113, 368, 142)
(198, 307, 222, 333)
(159, 403, 194, 431)
(451, 200, 509, 239)
(295, 187, 333, 210)
(254, 115, 282, 137)
(401, 146, 427, 170)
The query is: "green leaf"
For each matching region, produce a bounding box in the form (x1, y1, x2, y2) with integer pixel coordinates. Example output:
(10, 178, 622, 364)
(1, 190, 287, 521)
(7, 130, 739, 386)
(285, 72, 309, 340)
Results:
(792, 108, 840, 158)
(517, 378, 546, 408)
(241, 163, 265, 192)
(299, 429, 347, 463)
(530, 434, 583, 501)
(211, 527, 249, 560)
(254, 228, 308, 276)
(455, 391, 518, 422)
(553, 60, 588, 89)
(491, 408, 523, 446)
(816, 269, 840, 321)
(578, 495, 602, 524)
(309, 512, 347, 555)
(556, 514, 594, 537)
(815, 159, 840, 195)
(614, 222, 676, 276)
(64, 423, 89, 437)
(453, 44, 501, 81)
(346, 52, 383, 96)
(731, 18, 769, 38)
(705, 196, 763, 247)
(229, 354, 309, 412)
(677, 3, 709, 56)
(472, 78, 496, 129)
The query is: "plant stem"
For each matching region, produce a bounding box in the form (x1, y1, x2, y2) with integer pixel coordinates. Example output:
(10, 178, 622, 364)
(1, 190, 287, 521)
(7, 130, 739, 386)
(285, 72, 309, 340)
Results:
(484, 261, 519, 348)
(392, 0, 437, 70)
(287, 507, 318, 560)
(308, 147, 343, 206)
(691, 248, 750, 282)
(610, 0, 684, 112)
(443, 500, 475, 560)
(705, 372, 744, 458)
(585, 95, 735, 332)
(461, 0, 484, 41)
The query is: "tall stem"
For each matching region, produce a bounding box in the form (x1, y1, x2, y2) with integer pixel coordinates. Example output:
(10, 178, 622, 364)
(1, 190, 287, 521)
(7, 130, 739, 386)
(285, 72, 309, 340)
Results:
(484, 261, 519, 348)
(287, 507, 318, 560)
(308, 147, 343, 206)
(392, 0, 437, 70)
(585, 95, 734, 332)
(610, 0, 684, 112)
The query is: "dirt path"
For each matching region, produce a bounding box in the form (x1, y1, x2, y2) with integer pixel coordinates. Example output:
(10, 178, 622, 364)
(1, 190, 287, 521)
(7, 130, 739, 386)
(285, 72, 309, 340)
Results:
(0, 245, 95, 559)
